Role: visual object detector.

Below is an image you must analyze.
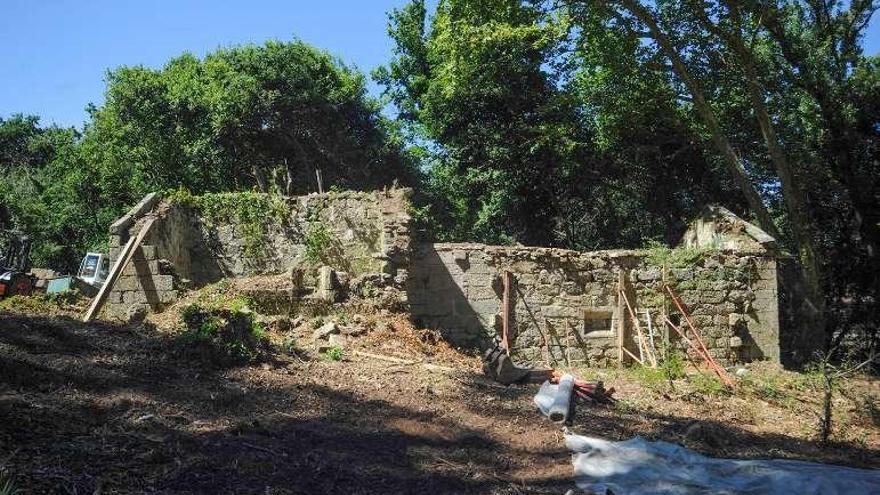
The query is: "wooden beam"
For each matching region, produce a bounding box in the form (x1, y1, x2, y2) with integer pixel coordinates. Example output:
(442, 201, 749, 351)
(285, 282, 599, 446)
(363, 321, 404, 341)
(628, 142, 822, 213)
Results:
(617, 270, 625, 366)
(83, 218, 155, 322)
(620, 289, 657, 368)
(501, 270, 513, 354)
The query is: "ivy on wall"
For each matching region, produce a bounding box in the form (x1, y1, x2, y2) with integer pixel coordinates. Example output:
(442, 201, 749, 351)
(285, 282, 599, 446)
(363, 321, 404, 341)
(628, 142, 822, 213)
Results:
(166, 189, 290, 260)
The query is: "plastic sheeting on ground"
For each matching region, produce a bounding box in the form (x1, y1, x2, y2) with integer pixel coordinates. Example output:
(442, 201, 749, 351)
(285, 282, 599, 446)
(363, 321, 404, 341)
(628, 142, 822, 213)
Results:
(565, 431, 880, 495)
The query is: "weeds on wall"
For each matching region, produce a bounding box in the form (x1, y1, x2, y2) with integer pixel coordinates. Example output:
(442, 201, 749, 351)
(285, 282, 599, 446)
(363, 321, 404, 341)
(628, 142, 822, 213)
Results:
(304, 220, 333, 264)
(643, 240, 711, 270)
(167, 189, 289, 260)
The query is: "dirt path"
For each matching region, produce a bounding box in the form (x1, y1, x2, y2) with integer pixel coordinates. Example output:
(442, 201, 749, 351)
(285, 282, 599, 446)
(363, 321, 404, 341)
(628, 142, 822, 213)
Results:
(1, 313, 877, 494)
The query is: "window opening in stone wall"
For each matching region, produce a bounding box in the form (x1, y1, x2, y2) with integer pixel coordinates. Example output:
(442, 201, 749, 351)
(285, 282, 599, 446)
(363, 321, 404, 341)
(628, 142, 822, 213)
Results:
(583, 310, 614, 338)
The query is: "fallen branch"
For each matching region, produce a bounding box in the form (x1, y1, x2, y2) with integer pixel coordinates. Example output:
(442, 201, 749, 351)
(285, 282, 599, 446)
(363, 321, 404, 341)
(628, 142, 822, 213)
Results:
(353, 350, 457, 372)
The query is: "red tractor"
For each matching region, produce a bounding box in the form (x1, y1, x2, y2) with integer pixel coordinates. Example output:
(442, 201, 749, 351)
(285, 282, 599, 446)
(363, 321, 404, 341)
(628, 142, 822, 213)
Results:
(0, 232, 36, 298)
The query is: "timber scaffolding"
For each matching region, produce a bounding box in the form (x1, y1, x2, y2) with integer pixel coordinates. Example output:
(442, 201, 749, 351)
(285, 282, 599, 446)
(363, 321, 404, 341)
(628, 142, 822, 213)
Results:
(98, 191, 803, 367)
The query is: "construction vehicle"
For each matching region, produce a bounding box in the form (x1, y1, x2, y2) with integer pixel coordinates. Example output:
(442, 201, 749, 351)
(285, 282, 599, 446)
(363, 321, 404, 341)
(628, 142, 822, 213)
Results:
(45, 252, 108, 296)
(77, 252, 110, 287)
(0, 232, 36, 298)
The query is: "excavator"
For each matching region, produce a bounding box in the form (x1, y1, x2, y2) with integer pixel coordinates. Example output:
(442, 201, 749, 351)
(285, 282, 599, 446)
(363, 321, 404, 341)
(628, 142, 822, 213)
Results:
(0, 232, 36, 298)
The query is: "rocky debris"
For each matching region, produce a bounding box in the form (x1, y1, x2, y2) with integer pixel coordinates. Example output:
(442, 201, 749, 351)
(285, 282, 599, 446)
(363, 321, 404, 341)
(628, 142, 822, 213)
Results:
(340, 324, 365, 337)
(261, 315, 291, 332)
(312, 321, 339, 340)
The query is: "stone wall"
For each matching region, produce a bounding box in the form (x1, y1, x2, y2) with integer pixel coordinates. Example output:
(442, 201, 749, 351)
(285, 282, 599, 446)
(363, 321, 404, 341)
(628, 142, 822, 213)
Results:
(102, 189, 785, 368)
(103, 189, 412, 319)
(407, 243, 779, 366)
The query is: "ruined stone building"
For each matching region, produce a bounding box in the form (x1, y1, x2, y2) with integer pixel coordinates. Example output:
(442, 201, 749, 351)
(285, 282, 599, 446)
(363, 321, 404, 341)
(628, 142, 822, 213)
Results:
(105, 190, 790, 367)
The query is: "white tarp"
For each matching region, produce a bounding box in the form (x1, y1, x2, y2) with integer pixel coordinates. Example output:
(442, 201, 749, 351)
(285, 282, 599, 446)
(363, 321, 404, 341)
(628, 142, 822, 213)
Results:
(565, 432, 880, 495)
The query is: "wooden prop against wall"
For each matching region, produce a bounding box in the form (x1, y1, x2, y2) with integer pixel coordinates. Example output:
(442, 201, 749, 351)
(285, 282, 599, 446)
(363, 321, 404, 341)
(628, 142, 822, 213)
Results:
(617, 268, 627, 366)
(83, 218, 155, 322)
(500, 270, 514, 354)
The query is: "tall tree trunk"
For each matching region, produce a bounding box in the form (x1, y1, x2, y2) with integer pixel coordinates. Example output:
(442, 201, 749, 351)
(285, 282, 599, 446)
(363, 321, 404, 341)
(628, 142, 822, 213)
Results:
(617, 0, 828, 353)
(758, 5, 880, 261)
(252, 165, 268, 193)
(617, 0, 779, 237)
(693, 1, 826, 324)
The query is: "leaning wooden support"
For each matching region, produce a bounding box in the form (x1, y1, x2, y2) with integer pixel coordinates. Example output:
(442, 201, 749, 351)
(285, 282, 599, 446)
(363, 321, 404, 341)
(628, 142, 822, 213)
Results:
(616, 269, 626, 366)
(665, 285, 735, 388)
(501, 270, 514, 354)
(83, 218, 155, 322)
(620, 289, 657, 368)
(663, 314, 711, 372)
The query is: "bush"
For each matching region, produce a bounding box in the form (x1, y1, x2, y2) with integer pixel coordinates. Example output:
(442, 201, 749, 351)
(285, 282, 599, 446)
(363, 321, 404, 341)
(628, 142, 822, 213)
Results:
(177, 302, 270, 366)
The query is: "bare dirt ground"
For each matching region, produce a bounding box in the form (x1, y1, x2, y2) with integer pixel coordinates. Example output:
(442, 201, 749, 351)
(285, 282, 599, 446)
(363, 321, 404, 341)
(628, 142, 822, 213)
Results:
(0, 308, 878, 494)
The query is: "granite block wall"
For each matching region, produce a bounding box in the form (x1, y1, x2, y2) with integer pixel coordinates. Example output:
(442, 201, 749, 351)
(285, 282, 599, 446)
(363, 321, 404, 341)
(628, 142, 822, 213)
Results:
(407, 243, 780, 366)
(103, 189, 412, 319)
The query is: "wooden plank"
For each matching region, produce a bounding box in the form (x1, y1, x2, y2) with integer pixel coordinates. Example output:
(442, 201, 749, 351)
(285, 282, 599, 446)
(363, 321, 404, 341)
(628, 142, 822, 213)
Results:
(665, 285, 735, 388)
(617, 268, 626, 367)
(83, 218, 155, 322)
(500, 270, 513, 354)
(620, 289, 657, 368)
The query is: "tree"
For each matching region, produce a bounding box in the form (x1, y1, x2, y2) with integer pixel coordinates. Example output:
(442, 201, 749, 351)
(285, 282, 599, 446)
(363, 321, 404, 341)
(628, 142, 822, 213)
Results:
(0, 115, 101, 271)
(378, 0, 742, 249)
(564, 0, 878, 355)
(85, 39, 415, 199)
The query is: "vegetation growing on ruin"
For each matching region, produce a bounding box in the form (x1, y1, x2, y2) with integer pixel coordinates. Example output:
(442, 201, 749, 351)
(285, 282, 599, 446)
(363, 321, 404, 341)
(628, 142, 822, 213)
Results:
(167, 189, 290, 260)
(1, 2, 877, 361)
(303, 214, 334, 265)
(642, 241, 711, 271)
(177, 299, 270, 365)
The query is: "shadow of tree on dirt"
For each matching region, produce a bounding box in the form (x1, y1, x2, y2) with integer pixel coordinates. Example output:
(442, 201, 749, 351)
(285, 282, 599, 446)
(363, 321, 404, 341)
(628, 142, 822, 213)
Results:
(452, 370, 880, 470)
(0, 314, 571, 494)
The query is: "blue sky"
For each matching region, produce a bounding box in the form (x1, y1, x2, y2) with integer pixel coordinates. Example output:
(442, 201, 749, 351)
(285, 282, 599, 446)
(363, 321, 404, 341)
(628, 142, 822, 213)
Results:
(1, 0, 878, 129)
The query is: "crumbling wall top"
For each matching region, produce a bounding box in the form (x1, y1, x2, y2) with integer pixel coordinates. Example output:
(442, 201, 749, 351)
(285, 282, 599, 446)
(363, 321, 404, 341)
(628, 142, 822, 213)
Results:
(679, 205, 777, 253)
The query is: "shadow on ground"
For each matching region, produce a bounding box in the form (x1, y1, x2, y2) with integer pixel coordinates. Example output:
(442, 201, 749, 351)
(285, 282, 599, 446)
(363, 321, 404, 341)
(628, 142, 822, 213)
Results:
(0, 314, 569, 494)
(453, 369, 880, 470)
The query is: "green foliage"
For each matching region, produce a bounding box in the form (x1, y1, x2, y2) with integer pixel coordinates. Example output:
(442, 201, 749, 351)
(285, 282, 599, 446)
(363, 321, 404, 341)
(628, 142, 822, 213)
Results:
(1, 38, 415, 272)
(177, 298, 269, 365)
(631, 365, 669, 392)
(643, 241, 711, 271)
(0, 290, 83, 313)
(323, 345, 344, 362)
(689, 373, 730, 397)
(304, 219, 333, 264)
(86, 40, 415, 198)
(168, 189, 288, 259)
(659, 349, 686, 381)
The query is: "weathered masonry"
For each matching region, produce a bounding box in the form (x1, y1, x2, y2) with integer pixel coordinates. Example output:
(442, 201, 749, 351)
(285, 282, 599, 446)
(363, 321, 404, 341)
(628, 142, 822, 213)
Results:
(407, 206, 782, 366)
(104, 189, 411, 319)
(105, 191, 782, 366)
